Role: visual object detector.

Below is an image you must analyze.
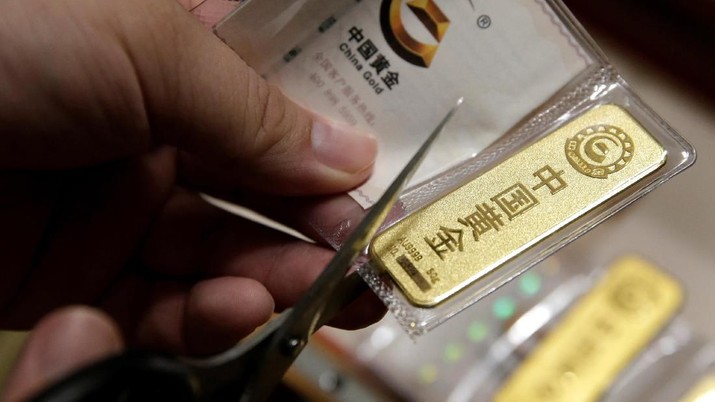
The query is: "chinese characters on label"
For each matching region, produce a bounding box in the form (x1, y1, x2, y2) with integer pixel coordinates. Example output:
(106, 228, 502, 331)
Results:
(344, 26, 401, 92)
(311, 52, 377, 126)
(305, 25, 404, 127)
(425, 165, 567, 260)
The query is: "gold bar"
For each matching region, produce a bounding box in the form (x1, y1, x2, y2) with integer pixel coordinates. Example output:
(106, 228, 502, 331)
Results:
(369, 105, 667, 306)
(494, 256, 683, 402)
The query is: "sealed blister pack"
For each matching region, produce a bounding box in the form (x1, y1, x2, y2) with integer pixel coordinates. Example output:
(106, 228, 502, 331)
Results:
(214, 0, 695, 335)
(317, 252, 693, 402)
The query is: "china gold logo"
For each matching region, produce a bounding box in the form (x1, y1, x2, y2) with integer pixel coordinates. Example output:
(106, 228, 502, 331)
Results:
(565, 125, 634, 179)
(380, 0, 450, 67)
(609, 280, 658, 314)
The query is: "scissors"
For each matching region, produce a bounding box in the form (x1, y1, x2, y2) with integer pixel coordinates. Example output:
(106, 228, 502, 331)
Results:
(29, 99, 462, 402)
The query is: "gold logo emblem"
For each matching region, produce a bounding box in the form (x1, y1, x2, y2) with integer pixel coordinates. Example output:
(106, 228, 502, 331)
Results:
(380, 0, 450, 67)
(565, 125, 634, 179)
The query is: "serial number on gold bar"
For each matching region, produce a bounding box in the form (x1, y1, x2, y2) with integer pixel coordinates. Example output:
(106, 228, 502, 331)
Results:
(493, 256, 683, 402)
(369, 105, 667, 306)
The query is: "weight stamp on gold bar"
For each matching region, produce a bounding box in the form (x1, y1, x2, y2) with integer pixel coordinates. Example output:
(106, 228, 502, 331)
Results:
(369, 105, 667, 307)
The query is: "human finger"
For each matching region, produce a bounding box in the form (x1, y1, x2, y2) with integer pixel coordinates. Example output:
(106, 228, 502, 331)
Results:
(0, 148, 176, 329)
(0, 307, 123, 402)
(139, 192, 329, 307)
(109, 277, 274, 356)
(139, 193, 385, 326)
(207, 233, 386, 329)
(0, 0, 377, 195)
(210, 191, 406, 249)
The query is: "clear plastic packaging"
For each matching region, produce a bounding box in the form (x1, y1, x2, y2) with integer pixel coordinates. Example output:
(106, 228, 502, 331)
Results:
(317, 246, 707, 402)
(214, 0, 695, 334)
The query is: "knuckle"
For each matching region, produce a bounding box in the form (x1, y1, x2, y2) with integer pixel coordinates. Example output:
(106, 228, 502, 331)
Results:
(250, 83, 302, 159)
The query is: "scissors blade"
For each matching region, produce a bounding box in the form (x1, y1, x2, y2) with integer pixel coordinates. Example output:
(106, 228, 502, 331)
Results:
(240, 98, 463, 401)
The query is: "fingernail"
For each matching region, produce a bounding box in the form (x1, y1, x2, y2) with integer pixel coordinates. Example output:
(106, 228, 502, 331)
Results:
(311, 120, 377, 174)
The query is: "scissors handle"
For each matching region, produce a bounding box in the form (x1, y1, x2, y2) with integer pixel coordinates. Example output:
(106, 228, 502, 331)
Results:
(27, 274, 369, 402)
(29, 352, 197, 402)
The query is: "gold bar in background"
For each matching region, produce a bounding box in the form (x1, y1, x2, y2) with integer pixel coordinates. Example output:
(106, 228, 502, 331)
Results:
(369, 105, 666, 306)
(493, 256, 683, 402)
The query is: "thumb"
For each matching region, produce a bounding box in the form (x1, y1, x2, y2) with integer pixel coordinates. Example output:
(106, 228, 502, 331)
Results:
(1, 307, 123, 402)
(135, 0, 378, 194)
(0, 0, 376, 195)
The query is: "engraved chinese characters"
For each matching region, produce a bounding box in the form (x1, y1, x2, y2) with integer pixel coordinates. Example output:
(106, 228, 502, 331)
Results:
(369, 105, 667, 306)
(425, 166, 567, 260)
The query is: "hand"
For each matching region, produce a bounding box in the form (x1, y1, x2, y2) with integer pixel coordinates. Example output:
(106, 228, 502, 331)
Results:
(0, 0, 381, 399)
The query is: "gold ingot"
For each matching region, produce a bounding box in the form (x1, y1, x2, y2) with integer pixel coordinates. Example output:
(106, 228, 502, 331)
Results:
(369, 105, 667, 306)
(493, 256, 683, 402)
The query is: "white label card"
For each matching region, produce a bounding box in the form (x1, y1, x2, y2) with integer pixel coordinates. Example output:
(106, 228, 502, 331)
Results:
(218, 0, 590, 208)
